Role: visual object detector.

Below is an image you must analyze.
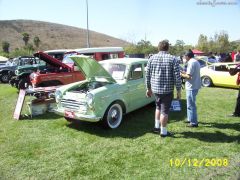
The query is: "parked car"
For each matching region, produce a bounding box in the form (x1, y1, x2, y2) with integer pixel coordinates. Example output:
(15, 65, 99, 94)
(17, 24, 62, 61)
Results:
(195, 56, 217, 68)
(200, 62, 239, 88)
(0, 56, 39, 83)
(10, 59, 47, 89)
(54, 56, 154, 129)
(29, 51, 85, 88)
(30, 47, 125, 89)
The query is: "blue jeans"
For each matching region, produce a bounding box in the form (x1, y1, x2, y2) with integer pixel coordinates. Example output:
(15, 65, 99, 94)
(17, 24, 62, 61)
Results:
(186, 89, 199, 125)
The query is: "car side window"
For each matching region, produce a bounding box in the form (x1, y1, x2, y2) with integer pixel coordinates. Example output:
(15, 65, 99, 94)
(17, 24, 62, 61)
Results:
(129, 64, 143, 80)
(215, 65, 228, 72)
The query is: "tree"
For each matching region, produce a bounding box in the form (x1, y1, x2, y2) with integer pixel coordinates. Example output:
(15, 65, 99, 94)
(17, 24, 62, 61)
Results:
(208, 37, 218, 53)
(124, 44, 138, 54)
(33, 36, 41, 49)
(196, 34, 208, 53)
(2, 41, 10, 53)
(174, 40, 185, 56)
(136, 40, 158, 55)
(124, 40, 157, 56)
(22, 32, 30, 46)
(229, 41, 240, 52)
(216, 31, 230, 53)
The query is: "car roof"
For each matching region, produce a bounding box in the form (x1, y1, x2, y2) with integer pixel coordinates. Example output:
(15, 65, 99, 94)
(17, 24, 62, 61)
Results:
(74, 47, 124, 53)
(44, 49, 73, 53)
(100, 58, 148, 65)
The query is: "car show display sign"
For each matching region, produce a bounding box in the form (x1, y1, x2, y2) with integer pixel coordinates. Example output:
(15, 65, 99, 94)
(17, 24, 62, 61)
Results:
(13, 89, 26, 120)
(170, 100, 181, 111)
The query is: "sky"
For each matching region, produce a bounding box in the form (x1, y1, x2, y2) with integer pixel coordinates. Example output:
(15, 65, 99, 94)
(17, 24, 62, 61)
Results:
(0, 0, 240, 46)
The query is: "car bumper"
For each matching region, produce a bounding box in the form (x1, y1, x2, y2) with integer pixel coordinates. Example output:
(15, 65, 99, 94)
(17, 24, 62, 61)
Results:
(54, 108, 101, 122)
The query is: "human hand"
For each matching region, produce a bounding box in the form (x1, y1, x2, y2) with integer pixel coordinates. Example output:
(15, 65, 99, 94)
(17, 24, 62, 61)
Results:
(180, 71, 186, 77)
(146, 89, 153, 98)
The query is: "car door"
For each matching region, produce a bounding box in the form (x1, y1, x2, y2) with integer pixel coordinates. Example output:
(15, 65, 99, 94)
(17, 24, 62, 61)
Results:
(127, 63, 150, 111)
(212, 64, 237, 86)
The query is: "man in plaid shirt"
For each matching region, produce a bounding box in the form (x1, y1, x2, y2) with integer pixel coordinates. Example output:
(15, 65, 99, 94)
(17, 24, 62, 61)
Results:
(145, 40, 182, 137)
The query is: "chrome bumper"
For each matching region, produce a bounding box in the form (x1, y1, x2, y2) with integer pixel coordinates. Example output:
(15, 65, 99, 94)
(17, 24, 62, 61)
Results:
(54, 108, 101, 122)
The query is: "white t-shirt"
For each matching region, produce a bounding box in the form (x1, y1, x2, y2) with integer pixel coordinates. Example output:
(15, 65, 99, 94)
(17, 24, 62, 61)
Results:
(185, 58, 201, 90)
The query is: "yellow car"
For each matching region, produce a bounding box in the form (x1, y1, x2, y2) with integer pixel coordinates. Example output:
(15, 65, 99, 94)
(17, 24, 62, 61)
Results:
(200, 62, 239, 88)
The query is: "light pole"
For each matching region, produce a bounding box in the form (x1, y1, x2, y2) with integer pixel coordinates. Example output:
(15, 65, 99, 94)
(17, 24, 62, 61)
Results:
(86, 0, 90, 48)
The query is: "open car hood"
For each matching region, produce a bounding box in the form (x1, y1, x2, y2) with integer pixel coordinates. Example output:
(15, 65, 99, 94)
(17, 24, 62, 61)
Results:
(34, 51, 70, 70)
(70, 55, 116, 83)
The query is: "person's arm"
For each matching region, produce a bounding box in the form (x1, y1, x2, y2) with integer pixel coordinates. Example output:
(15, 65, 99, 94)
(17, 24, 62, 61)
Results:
(173, 58, 182, 99)
(145, 59, 152, 97)
(182, 60, 194, 80)
(228, 63, 240, 76)
(180, 71, 192, 79)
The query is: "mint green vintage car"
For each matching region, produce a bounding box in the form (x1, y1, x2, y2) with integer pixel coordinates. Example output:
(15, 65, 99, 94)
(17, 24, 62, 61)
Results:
(54, 55, 154, 129)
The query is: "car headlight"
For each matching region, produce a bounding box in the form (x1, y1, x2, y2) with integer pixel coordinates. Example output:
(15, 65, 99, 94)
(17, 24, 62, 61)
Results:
(86, 93, 93, 107)
(55, 90, 62, 103)
(15, 70, 19, 75)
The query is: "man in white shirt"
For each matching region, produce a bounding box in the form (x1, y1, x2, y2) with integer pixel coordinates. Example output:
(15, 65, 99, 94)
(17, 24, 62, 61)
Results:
(181, 50, 201, 127)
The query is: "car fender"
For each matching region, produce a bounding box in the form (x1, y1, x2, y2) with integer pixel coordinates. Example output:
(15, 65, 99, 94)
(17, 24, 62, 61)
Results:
(92, 85, 129, 118)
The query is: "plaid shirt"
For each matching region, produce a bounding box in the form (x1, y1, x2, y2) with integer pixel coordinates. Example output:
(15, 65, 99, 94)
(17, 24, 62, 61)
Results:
(145, 51, 182, 94)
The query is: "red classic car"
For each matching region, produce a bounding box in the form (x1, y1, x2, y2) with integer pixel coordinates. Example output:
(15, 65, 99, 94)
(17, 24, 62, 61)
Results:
(30, 47, 124, 87)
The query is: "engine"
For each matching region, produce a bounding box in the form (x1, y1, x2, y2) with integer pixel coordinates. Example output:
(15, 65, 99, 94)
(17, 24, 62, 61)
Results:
(69, 81, 108, 93)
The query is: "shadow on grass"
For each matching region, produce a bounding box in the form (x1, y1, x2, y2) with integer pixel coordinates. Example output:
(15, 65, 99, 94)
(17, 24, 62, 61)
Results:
(19, 112, 62, 121)
(67, 100, 187, 138)
(178, 131, 240, 143)
(200, 122, 240, 132)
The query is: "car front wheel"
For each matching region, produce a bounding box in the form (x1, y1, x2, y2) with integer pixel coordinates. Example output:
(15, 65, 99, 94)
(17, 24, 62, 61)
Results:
(1, 74, 10, 83)
(201, 76, 213, 87)
(103, 103, 123, 129)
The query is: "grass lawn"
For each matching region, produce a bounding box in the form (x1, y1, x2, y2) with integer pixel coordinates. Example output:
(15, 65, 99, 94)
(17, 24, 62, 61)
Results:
(0, 84, 239, 179)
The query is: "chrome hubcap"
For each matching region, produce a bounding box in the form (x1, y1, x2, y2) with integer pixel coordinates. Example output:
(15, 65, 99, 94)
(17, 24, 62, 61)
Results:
(111, 109, 118, 119)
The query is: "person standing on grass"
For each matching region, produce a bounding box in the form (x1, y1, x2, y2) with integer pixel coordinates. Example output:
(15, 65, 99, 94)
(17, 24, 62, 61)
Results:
(145, 40, 182, 137)
(228, 63, 240, 117)
(181, 49, 201, 127)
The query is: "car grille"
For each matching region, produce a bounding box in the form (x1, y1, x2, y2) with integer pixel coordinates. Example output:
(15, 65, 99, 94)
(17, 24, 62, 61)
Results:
(61, 99, 86, 111)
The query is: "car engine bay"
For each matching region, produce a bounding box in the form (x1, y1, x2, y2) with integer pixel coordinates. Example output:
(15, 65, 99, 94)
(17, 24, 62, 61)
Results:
(69, 81, 109, 93)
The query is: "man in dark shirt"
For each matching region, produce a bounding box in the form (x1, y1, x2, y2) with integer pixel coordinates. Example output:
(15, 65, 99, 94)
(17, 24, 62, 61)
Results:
(145, 40, 182, 137)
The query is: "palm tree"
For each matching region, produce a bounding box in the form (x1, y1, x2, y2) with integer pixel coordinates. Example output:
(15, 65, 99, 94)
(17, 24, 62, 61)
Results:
(2, 41, 10, 53)
(22, 32, 30, 46)
(33, 36, 41, 49)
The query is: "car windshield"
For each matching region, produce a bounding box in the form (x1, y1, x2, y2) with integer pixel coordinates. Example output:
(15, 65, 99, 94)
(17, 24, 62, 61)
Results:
(62, 53, 95, 64)
(208, 58, 217, 63)
(101, 63, 126, 80)
(62, 53, 76, 64)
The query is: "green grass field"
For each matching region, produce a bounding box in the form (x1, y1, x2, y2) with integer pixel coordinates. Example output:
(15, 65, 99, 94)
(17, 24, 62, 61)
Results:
(0, 84, 239, 179)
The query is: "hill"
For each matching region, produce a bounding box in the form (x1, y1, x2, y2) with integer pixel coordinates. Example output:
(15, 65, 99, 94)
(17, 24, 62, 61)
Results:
(0, 20, 130, 51)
